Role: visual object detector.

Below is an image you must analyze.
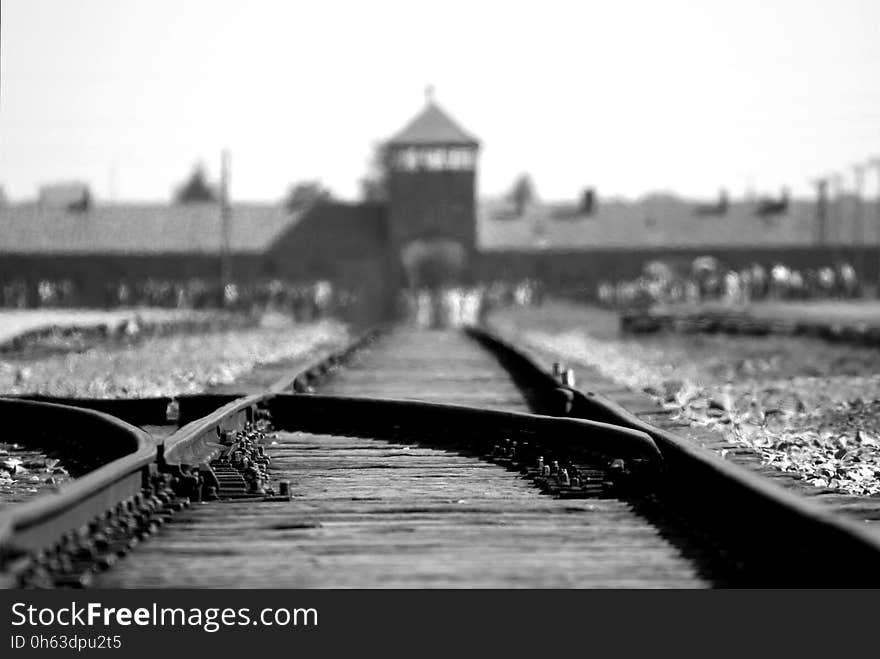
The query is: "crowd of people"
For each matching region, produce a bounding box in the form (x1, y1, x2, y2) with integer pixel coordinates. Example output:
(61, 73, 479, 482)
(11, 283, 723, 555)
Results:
(597, 258, 862, 309)
(0, 277, 348, 320)
(406, 278, 545, 328)
(0, 274, 545, 327)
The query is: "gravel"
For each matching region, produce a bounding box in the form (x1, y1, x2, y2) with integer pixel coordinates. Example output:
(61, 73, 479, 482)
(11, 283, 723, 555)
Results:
(0, 316, 347, 398)
(1, 445, 73, 505)
(490, 301, 880, 496)
(0, 315, 347, 506)
(0, 308, 240, 348)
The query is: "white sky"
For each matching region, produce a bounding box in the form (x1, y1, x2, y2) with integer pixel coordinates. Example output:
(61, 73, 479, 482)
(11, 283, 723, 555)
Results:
(1, 0, 879, 203)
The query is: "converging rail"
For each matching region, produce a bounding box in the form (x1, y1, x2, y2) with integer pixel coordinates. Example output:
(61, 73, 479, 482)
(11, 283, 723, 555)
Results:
(2, 325, 880, 587)
(0, 398, 155, 586)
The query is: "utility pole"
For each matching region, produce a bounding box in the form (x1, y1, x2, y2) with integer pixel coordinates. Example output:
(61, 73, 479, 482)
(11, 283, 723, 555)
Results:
(853, 164, 866, 288)
(810, 177, 829, 245)
(868, 158, 880, 292)
(220, 149, 232, 303)
(830, 172, 845, 262)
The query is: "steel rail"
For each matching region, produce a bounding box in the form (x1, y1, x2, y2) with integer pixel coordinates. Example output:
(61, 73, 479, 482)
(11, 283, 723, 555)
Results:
(266, 393, 661, 461)
(621, 307, 880, 345)
(468, 325, 880, 585)
(9, 394, 242, 428)
(274, 326, 385, 394)
(160, 326, 387, 465)
(6, 322, 880, 586)
(7, 326, 386, 429)
(0, 328, 386, 565)
(0, 326, 387, 568)
(0, 398, 155, 554)
(0, 324, 657, 575)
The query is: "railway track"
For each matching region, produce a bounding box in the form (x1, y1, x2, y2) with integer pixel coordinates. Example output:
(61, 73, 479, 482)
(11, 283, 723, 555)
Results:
(621, 306, 880, 345)
(2, 323, 880, 588)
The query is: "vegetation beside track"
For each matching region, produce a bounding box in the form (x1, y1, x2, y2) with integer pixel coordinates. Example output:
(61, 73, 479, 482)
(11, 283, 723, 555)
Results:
(490, 300, 880, 496)
(0, 308, 252, 354)
(0, 315, 348, 398)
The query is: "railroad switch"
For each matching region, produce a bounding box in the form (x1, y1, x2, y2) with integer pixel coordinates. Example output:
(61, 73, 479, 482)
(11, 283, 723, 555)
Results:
(196, 421, 289, 502)
(484, 438, 619, 499)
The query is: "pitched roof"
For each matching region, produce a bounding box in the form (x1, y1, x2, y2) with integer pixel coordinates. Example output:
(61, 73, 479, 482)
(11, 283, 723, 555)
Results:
(0, 202, 303, 255)
(388, 101, 479, 147)
(477, 197, 839, 250)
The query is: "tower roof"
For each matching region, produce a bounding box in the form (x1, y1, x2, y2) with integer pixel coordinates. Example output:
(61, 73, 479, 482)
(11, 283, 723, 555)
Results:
(388, 98, 479, 147)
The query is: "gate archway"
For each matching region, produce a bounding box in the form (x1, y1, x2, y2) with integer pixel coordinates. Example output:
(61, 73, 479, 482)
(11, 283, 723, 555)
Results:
(400, 237, 467, 290)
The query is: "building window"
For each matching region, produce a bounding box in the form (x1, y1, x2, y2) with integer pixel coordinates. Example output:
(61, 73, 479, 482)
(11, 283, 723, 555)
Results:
(394, 148, 419, 171)
(393, 146, 475, 171)
(401, 149, 414, 170)
(427, 148, 447, 169)
(450, 148, 475, 170)
(446, 148, 475, 170)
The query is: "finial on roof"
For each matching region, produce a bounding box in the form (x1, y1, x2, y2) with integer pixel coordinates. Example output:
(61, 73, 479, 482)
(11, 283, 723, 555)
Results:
(388, 88, 478, 146)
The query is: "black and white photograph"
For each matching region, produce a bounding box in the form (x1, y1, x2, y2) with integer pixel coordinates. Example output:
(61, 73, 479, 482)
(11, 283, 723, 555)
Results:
(1, 0, 880, 630)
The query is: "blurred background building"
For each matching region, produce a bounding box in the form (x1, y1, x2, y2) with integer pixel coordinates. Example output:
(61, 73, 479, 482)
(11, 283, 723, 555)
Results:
(1, 96, 878, 317)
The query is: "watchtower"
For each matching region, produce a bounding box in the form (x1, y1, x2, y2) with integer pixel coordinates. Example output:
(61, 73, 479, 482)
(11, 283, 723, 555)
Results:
(386, 90, 479, 288)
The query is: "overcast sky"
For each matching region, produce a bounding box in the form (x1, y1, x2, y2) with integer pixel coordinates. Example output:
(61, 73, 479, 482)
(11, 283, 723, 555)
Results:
(2, 0, 879, 203)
